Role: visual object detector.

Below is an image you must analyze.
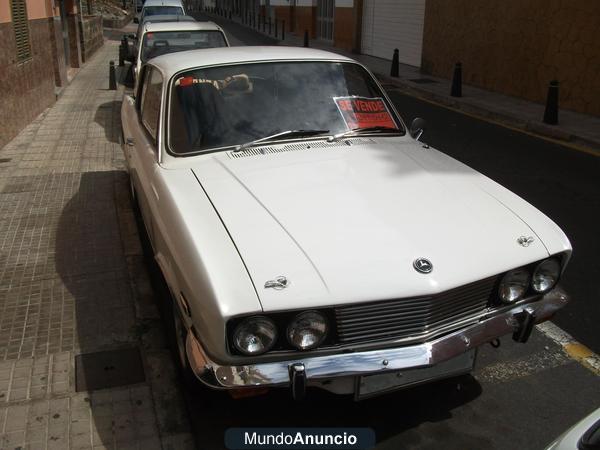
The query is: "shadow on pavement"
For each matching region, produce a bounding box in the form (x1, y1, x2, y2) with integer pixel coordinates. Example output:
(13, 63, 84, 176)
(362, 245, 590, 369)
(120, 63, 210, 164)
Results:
(95, 101, 122, 143)
(54, 170, 156, 448)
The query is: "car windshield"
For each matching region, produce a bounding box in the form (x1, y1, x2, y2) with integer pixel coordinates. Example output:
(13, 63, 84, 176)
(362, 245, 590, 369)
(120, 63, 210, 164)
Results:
(168, 61, 404, 154)
(141, 31, 227, 62)
(143, 6, 183, 17)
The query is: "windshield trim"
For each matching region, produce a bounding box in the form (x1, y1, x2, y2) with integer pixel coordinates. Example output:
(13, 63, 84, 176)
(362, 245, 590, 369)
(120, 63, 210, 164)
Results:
(163, 59, 407, 159)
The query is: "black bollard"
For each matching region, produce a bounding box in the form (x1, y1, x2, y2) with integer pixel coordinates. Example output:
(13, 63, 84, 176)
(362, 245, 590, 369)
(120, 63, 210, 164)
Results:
(450, 62, 462, 97)
(268, 16, 272, 35)
(282, 20, 285, 40)
(275, 18, 278, 38)
(390, 48, 399, 77)
(543, 80, 559, 125)
(229, 10, 231, 19)
(303, 29, 309, 47)
(263, 15, 266, 32)
(109, 61, 116, 90)
(118, 38, 125, 67)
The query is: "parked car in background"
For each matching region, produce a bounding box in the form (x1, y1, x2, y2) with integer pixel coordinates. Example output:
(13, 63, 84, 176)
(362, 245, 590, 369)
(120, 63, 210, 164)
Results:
(126, 14, 197, 65)
(132, 21, 229, 89)
(546, 408, 600, 449)
(135, 13, 196, 41)
(121, 47, 572, 400)
(134, 0, 185, 24)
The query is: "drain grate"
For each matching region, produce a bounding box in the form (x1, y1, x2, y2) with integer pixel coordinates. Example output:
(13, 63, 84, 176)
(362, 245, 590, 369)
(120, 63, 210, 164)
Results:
(75, 348, 145, 391)
(0, 158, 11, 163)
(409, 78, 438, 84)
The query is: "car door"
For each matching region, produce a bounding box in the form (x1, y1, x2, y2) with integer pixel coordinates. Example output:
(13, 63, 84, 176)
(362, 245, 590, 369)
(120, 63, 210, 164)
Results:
(123, 65, 164, 247)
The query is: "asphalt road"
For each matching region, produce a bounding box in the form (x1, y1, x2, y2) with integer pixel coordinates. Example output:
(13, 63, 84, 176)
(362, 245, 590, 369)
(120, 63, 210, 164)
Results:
(157, 14, 600, 450)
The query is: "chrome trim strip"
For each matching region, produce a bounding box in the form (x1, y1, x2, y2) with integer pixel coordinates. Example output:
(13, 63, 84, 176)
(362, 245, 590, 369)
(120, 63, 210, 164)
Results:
(187, 288, 568, 389)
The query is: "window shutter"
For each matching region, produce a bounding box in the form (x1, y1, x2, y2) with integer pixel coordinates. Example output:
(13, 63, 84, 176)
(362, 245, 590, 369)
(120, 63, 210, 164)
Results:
(10, 0, 32, 62)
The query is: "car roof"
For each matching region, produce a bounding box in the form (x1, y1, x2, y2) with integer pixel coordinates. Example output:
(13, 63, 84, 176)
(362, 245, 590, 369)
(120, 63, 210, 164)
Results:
(149, 46, 355, 79)
(142, 0, 184, 8)
(143, 20, 222, 33)
(141, 14, 195, 24)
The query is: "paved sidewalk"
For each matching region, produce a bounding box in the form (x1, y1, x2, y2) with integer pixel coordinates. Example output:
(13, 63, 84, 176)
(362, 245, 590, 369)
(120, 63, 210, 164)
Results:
(0, 38, 193, 449)
(204, 11, 600, 153)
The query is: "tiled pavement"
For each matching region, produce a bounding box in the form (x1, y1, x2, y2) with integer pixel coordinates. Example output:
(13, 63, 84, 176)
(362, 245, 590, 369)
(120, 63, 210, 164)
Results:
(0, 39, 194, 449)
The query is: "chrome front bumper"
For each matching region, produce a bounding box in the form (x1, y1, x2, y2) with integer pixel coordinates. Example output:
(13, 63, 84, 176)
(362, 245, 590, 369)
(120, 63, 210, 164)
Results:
(185, 288, 569, 390)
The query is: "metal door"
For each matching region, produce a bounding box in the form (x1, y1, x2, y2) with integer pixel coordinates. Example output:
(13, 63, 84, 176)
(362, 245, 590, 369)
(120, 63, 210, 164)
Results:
(316, 0, 334, 42)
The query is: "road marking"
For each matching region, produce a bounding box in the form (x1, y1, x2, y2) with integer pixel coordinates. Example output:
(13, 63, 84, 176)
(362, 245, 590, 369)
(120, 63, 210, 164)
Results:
(388, 88, 600, 157)
(476, 348, 570, 383)
(536, 321, 600, 375)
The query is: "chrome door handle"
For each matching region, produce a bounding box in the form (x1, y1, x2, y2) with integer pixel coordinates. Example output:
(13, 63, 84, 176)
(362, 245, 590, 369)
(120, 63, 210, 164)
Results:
(126, 137, 135, 146)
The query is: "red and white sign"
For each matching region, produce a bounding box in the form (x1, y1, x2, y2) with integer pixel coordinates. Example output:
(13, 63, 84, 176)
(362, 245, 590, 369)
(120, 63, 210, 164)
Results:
(334, 96, 397, 130)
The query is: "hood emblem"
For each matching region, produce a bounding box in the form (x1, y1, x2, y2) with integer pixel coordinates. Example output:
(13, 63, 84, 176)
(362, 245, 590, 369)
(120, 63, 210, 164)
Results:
(413, 258, 433, 274)
(517, 236, 535, 247)
(264, 276, 290, 290)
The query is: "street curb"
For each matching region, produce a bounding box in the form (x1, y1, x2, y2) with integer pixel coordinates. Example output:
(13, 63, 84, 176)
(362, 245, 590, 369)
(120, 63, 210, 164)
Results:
(114, 155, 195, 449)
(376, 74, 600, 155)
(536, 322, 600, 375)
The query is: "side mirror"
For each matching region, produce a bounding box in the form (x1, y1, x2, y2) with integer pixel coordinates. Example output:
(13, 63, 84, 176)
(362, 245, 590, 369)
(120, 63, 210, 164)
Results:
(409, 117, 426, 141)
(133, 17, 139, 24)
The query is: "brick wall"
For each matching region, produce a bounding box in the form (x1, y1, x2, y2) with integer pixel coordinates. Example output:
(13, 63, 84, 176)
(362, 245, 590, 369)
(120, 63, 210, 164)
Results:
(0, 18, 57, 148)
(48, 16, 68, 87)
(422, 0, 600, 117)
(80, 15, 103, 62)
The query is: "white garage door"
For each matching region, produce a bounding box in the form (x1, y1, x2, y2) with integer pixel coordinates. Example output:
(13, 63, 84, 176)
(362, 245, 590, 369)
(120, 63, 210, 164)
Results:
(361, 0, 426, 67)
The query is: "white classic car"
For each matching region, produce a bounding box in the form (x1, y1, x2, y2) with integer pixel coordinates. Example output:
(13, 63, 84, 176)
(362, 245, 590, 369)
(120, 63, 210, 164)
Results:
(121, 47, 572, 400)
(134, 0, 185, 24)
(131, 20, 229, 90)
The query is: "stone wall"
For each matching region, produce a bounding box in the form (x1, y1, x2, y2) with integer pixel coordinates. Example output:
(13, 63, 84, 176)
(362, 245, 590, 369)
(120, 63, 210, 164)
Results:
(48, 16, 68, 88)
(422, 0, 600, 117)
(0, 18, 57, 149)
(80, 15, 103, 62)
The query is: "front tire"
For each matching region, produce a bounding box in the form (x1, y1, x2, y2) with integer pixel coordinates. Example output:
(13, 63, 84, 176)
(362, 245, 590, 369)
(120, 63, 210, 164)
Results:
(168, 300, 204, 393)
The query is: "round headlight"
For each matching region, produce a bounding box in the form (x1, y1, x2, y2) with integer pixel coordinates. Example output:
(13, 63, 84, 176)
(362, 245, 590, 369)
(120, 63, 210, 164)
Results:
(287, 311, 328, 351)
(532, 258, 561, 293)
(233, 316, 277, 356)
(499, 268, 530, 303)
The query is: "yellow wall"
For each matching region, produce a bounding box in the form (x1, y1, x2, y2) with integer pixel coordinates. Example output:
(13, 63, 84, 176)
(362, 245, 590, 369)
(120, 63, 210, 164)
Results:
(0, 0, 56, 23)
(422, 0, 600, 117)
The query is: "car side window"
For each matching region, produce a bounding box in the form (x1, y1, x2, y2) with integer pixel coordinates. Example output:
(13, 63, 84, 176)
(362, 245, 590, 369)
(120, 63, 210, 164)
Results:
(141, 68, 163, 142)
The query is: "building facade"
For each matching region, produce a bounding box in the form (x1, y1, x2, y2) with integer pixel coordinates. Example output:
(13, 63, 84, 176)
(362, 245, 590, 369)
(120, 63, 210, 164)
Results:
(206, 0, 599, 118)
(422, 0, 600, 117)
(0, 0, 103, 149)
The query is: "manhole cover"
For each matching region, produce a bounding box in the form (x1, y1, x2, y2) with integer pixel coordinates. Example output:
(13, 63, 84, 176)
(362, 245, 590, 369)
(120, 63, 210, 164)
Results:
(409, 78, 437, 84)
(75, 348, 145, 391)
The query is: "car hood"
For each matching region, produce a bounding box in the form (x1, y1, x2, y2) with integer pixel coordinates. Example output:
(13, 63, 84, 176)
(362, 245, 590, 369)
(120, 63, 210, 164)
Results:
(190, 137, 555, 312)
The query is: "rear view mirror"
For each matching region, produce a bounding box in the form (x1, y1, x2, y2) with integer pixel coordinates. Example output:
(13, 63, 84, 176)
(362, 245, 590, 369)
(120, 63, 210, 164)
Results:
(409, 117, 426, 141)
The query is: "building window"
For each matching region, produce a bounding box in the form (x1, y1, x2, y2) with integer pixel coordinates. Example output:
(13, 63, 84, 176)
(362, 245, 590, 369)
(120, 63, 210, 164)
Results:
(10, 0, 32, 62)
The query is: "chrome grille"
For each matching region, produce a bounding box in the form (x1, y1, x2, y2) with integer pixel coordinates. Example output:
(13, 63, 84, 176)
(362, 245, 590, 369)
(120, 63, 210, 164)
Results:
(334, 276, 498, 344)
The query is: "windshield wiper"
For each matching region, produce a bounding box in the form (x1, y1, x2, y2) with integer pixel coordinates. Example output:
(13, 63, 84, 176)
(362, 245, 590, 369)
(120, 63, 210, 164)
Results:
(327, 126, 402, 142)
(233, 129, 330, 153)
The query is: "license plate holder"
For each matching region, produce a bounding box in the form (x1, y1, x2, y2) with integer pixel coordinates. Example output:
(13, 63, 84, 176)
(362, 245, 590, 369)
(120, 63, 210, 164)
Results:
(355, 350, 476, 400)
